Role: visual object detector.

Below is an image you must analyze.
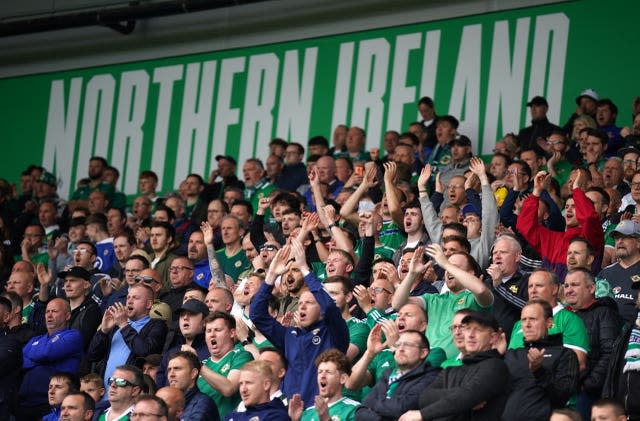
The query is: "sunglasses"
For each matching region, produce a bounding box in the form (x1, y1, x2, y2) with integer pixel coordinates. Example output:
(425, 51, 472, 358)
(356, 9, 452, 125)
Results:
(108, 377, 136, 388)
(260, 244, 278, 252)
(134, 275, 160, 285)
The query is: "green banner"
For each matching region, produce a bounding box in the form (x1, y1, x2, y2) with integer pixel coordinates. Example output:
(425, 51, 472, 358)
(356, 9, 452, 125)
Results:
(1, 0, 638, 199)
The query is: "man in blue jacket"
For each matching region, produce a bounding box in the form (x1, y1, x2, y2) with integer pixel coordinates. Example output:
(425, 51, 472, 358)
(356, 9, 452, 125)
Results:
(166, 350, 219, 421)
(250, 239, 349, 407)
(18, 298, 83, 421)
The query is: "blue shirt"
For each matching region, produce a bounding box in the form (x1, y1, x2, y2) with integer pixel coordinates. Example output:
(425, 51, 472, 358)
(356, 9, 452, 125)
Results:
(103, 316, 151, 390)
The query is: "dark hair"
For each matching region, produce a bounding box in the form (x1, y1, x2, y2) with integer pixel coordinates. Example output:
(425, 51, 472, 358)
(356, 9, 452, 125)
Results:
(133, 395, 168, 417)
(308, 136, 329, 148)
(259, 346, 289, 371)
(400, 329, 430, 351)
(442, 235, 471, 253)
(114, 364, 144, 388)
(399, 132, 420, 146)
(89, 156, 108, 167)
(204, 311, 236, 330)
(512, 161, 532, 180)
(50, 372, 80, 392)
(150, 221, 176, 244)
(126, 254, 150, 268)
(584, 128, 608, 146)
(230, 199, 254, 217)
(596, 98, 618, 115)
(77, 240, 98, 256)
(186, 173, 205, 186)
(169, 350, 202, 372)
(550, 408, 582, 421)
(85, 214, 109, 232)
(418, 96, 434, 108)
(323, 275, 353, 293)
(586, 186, 610, 207)
(442, 222, 467, 237)
(569, 237, 595, 256)
(592, 398, 626, 416)
(154, 204, 175, 222)
(288, 142, 305, 155)
(335, 156, 354, 171)
(64, 392, 95, 412)
(139, 170, 158, 183)
(208, 198, 230, 214)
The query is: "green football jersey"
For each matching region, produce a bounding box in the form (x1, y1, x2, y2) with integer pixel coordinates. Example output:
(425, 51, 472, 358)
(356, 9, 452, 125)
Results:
(508, 306, 590, 353)
(421, 290, 488, 359)
(216, 248, 251, 283)
(197, 346, 254, 419)
(301, 396, 360, 421)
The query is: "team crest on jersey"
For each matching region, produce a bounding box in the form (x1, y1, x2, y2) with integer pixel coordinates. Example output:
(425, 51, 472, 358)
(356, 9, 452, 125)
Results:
(312, 335, 321, 345)
(221, 363, 230, 373)
(509, 285, 519, 294)
(332, 417, 340, 421)
(440, 156, 451, 165)
(613, 286, 622, 295)
(456, 297, 465, 305)
(235, 261, 242, 268)
(197, 273, 204, 280)
(312, 328, 320, 335)
(632, 275, 640, 283)
(103, 249, 109, 256)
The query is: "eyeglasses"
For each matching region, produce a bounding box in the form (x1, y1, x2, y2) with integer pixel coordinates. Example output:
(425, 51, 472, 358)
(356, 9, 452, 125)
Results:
(368, 287, 392, 295)
(546, 140, 564, 145)
(73, 248, 92, 255)
(169, 265, 193, 272)
(130, 411, 163, 419)
(622, 160, 637, 166)
(448, 185, 464, 190)
(260, 244, 278, 251)
(108, 377, 136, 388)
(134, 275, 160, 284)
(631, 182, 640, 189)
(449, 324, 465, 332)
(394, 341, 423, 349)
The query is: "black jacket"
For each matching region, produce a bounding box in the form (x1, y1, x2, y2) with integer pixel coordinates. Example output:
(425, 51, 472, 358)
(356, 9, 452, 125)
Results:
(603, 322, 640, 420)
(485, 271, 529, 339)
(418, 349, 509, 421)
(355, 361, 440, 421)
(571, 297, 622, 397)
(0, 331, 22, 421)
(86, 317, 167, 377)
(517, 117, 560, 150)
(502, 334, 580, 420)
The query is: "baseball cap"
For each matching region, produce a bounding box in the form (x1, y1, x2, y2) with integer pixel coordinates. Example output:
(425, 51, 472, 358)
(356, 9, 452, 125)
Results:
(526, 96, 548, 107)
(150, 302, 172, 323)
(462, 312, 500, 331)
(618, 144, 640, 158)
(611, 220, 640, 239)
(215, 155, 237, 166)
(37, 172, 57, 187)
(450, 135, 471, 147)
(462, 203, 480, 219)
(135, 354, 162, 369)
(69, 217, 86, 228)
(175, 299, 210, 317)
(575, 88, 599, 105)
(58, 266, 91, 281)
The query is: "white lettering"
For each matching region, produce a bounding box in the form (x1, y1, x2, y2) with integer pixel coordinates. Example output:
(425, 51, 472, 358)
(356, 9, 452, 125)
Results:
(331, 42, 354, 134)
(482, 18, 530, 154)
(211, 57, 246, 173)
(111, 70, 149, 194)
(527, 13, 569, 125)
(240, 53, 279, 167)
(276, 48, 318, 142)
(417, 30, 441, 121)
(76, 75, 116, 184)
(449, 24, 482, 149)
(42, 78, 83, 198)
(351, 38, 390, 149)
(151, 65, 183, 187)
(387, 32, 421, 136)
(174, 61, 217, 187)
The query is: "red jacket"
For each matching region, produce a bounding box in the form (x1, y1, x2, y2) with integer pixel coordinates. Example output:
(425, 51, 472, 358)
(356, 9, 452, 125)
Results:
(516, 188, 603, 280)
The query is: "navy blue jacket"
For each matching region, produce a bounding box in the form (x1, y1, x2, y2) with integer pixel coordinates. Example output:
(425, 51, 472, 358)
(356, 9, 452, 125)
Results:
(184, 385, 220, 421)
(224, 398, 289, 421)
(250, 272, 349, 406)
(156, 332, 210, 387)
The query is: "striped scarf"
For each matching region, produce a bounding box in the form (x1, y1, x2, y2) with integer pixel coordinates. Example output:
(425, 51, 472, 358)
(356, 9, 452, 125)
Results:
(623, 316, 640, 373)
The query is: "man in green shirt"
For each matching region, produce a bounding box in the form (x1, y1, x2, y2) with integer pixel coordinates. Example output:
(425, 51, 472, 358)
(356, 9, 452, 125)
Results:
(68, 156, 115, 212)
(289, 349, 360, 421)
(508, 269, 590, 372)
(197, 311, 253, 420)
(393, 244, 493, 359)
(243, 159, 275, 217)
(215, 215, 251, 284)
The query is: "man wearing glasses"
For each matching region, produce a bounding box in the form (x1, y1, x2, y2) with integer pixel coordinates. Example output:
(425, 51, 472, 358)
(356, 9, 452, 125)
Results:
(97, 365, 144, 421)
(87, 283, 168, 391)
(160, 257, 195, 315)
(131, 395, 169, 421)
(355, 330, 439, 421)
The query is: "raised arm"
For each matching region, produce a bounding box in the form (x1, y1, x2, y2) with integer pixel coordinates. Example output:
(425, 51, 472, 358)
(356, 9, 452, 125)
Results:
(426, 244, 493, 308)
(201, 221, 227, 289)
(391, 246, 428, 310)
(383, 162, 405, 227)
(340, 164, 378, 226)
(418, 164, 444, 244)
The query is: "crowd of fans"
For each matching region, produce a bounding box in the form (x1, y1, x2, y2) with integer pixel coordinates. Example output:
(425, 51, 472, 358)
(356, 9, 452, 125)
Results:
(0, 89, 639, 421)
